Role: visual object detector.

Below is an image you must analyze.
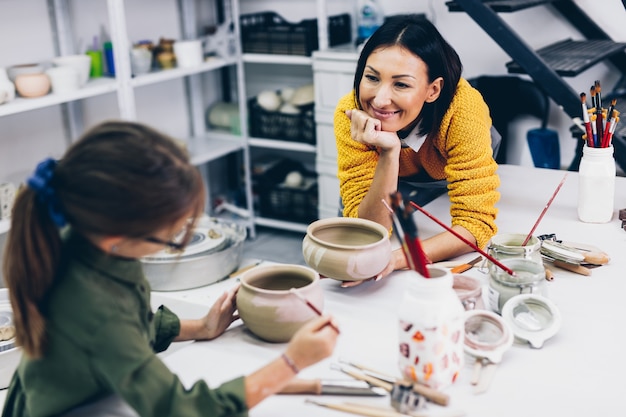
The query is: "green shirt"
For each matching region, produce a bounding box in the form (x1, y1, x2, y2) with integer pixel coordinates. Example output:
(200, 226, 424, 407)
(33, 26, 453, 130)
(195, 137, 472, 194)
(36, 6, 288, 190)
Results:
(1, 232, 247, 417)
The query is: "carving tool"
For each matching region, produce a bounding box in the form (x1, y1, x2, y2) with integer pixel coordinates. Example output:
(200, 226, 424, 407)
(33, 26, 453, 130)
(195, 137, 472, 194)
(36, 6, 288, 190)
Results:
(408, 201, 515, 276)
(279, 378, 387, 396)
(450, 255, 483, 274)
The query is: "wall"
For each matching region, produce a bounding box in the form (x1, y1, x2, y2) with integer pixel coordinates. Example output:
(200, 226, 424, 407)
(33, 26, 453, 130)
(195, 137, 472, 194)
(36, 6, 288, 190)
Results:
(1, 0, 626, 184)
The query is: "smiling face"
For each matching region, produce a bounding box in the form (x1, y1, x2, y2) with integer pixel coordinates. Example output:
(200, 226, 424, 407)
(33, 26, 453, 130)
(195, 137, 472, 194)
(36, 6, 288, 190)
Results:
(358, 45, 443, 133)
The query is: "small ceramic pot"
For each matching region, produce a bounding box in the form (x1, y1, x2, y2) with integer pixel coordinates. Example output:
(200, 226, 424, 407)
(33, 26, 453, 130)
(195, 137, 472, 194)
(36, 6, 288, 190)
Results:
(6, 63, 45, 83)
(51, 54, 92, 87)
(14, 73, 50, 98)
(173, 39, 203, 68)
(302, 217, 391, 281)
(236, 264, 323, 343)
(45, 66, 79, 93)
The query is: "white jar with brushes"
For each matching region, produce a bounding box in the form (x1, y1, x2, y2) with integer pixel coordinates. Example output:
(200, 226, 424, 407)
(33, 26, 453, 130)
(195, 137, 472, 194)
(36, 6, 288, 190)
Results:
(397, 266, 465, 390)
(577, 144, 616, 223)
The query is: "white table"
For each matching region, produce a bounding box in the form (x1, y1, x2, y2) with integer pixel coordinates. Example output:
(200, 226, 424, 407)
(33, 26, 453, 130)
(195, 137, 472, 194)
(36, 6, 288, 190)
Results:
(154, 164, 626, 417)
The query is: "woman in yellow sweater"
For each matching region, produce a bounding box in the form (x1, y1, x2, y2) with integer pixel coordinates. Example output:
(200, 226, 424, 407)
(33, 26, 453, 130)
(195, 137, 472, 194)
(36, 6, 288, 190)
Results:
(335, 15, 500, 282)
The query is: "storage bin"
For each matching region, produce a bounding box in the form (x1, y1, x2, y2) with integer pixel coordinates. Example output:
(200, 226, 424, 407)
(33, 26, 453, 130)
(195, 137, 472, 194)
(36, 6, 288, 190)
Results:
(240, 12, 352, 56)
(257, 177, 319, 223)
(248, 98, 316, 144)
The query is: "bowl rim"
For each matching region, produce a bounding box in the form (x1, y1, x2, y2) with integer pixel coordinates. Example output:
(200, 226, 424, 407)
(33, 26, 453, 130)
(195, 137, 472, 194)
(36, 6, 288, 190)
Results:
(305, 217, 389, 250)
(239, 264, 319, 295)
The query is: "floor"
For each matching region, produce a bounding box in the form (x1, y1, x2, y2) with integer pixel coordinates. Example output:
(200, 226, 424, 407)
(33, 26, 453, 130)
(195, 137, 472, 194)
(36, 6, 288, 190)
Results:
(241, 226, 308, 266)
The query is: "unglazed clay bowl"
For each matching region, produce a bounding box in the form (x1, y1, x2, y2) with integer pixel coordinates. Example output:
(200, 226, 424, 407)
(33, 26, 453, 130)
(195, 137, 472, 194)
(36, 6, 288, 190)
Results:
(302, 217, 391, 281)
(14, 73, 50, 98)
(236, 264, 323, 343)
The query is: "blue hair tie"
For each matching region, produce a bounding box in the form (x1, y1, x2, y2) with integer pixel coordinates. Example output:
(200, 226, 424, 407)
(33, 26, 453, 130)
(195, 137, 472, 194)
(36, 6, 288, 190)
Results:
(27, 158, 67, 228)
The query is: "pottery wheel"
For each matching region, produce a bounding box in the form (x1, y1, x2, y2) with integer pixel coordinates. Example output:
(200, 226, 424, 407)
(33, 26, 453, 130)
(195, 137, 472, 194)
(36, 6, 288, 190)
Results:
(144, 225, 227, 260)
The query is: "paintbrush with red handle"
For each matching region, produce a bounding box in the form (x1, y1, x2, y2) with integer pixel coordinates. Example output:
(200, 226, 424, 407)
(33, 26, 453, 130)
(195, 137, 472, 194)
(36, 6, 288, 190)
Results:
(388, 192, 430, 277)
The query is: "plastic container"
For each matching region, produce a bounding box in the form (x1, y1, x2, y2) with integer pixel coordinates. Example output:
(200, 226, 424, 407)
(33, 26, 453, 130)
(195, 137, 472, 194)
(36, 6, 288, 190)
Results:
(397, 266, 465, 390)
(577, 145, 616, 223)
(356, 0, 384, 44)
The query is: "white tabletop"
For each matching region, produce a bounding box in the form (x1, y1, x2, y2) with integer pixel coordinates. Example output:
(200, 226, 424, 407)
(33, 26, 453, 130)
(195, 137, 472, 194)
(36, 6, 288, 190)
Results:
(5, 164, 622, 416)
(152, 164, 626, 417)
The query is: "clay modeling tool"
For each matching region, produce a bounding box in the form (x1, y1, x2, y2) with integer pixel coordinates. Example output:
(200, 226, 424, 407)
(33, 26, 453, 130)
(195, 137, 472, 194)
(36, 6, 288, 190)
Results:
(305, 399, 410, 417)
(408, 202, 515, 276)
(450, 256, 483, 274)
(279, 378, 387, 396)
(521, 172, 568, 246)
(289, 288, 340, 334)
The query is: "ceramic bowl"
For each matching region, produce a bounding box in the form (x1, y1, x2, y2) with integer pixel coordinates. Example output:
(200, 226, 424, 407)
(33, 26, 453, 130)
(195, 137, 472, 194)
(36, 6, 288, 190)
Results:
(14, 73, 51, 98)
(173, 39, 204, 68)
(45, 66, 79, 93)
(6, 63, 45, 82)
(236, 264, 323, 343)
(302, 217, 392, 281)
(51, 54, 92, 87)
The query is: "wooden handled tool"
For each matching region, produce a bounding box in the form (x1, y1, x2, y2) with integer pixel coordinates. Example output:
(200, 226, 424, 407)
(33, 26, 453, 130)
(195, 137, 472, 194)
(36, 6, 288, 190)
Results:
(305, 399, 409, 417)
(279, 378, 322, 395)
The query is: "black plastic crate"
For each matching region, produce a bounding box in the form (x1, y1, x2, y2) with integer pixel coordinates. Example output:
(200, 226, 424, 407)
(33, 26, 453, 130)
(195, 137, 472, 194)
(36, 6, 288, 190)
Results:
(248, 98, 316, 144)
(240, 11, 351, 56)
(257, 177, 319, 223)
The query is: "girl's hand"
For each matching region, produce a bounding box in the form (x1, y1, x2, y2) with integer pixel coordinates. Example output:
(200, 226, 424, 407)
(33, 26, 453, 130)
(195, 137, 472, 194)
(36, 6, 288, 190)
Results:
(195, 284, 240, 340)
(346, 109, 400, 150)
(284, 316, 339, 370)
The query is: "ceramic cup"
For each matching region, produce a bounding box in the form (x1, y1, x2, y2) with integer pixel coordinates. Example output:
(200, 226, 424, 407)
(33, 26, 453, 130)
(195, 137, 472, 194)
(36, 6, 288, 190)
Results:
(302, 217, 392, 281)
(14, 73, 50, 98)
(173, 39, 204, 68)
(45, 66, 79, 93)
(51, 54, 92, 87)
(6, 63, 45, 83)
(130, 47, 153, 75)
(236, 264, 323, 343)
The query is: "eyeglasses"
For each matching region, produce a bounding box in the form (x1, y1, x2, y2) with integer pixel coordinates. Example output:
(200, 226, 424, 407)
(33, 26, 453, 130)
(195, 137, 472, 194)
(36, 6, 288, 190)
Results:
(143, 236, 185, 251)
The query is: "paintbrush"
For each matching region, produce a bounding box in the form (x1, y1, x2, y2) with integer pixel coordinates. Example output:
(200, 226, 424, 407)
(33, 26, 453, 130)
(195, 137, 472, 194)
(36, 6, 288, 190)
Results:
(289, 288, 340, 334)
(408, 201, 515, 276)
(387, 193, 430, 277)
(521, 172, 568, 246)
(581, 93, 594, 147)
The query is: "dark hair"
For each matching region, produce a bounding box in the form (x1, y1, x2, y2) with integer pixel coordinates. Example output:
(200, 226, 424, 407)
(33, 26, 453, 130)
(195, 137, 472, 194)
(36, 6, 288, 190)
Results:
(353, 15, 463, 138)
(3, 120, 205, 358)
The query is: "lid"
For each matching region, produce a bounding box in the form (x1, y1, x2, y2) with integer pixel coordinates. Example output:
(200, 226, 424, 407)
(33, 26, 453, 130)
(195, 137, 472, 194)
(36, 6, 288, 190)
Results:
(540, 241, 585, 264)
(463, 310, 513, 363)
(501, 294, 561, 349)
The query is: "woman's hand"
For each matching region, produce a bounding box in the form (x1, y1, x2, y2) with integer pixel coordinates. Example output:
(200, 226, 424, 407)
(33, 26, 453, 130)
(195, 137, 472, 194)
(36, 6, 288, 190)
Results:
(284, 316, 339, 370)
(340, 248, 407, 288)
(177, 284, 240, 341)
(346, 109, 401, 150)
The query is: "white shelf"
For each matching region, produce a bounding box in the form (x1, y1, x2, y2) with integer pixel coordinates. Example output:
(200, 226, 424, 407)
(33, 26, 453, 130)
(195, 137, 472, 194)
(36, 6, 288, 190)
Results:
(187, 131, 247, 165)
(130, 57, 238, 88)
(0, 77, 118, 117)
(254, 216, 308, 233)
(248, 137, 316, 153)
(242, 53, 313, 66)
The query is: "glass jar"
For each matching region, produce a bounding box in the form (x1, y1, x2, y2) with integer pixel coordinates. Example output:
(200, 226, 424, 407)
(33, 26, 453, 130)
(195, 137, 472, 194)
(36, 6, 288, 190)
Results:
(577, 145, 616, 223)
(486, 233, 542, 276)
(487, 258, 547, 314)
(397, 266, 465, 390)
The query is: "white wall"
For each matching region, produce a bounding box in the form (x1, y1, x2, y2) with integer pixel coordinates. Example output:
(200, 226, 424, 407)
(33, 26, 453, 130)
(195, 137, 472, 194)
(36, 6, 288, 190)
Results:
(1, 0, 626, 184)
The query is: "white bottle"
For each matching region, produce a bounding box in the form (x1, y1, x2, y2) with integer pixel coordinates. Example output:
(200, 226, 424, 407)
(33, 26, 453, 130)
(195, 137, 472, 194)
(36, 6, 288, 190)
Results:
(356, 0, 384, 44)
(397, 266, 465, 390)
(577, 145, 616, 223)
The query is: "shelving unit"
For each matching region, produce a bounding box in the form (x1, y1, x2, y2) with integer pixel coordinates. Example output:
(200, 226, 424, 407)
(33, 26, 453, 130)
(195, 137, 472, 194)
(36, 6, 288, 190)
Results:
(0, 0, 257, 238)
(238, 0, 353, 233)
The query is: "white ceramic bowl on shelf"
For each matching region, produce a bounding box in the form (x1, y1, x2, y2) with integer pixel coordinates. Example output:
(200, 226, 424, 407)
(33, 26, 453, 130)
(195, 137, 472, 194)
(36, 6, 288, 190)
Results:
(51, 54, 92, 87)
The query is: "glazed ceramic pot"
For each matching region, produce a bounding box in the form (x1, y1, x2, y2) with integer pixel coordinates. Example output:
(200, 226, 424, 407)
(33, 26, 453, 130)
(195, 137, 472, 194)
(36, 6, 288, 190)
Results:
(14, 73, 50, 98)
(6, 63, 45, 83)
(237, 264, 323, 343)
(302, 217, 391, 281)
(0, 68, 16, 105)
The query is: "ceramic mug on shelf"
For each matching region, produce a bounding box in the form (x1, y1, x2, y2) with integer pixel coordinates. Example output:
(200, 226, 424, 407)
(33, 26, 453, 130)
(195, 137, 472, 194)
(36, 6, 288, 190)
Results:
(173, 39, 204, 68)
(45, 66, 80, 93)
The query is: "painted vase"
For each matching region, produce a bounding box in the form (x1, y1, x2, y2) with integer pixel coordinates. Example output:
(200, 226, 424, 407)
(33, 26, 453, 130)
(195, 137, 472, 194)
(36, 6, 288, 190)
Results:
(397, 266, 465, 390)
(0, 68, 16, 105)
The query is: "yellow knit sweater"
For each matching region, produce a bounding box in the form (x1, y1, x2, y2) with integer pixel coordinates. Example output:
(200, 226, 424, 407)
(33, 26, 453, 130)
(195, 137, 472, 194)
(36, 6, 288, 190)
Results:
(334, 78, 500, 249)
